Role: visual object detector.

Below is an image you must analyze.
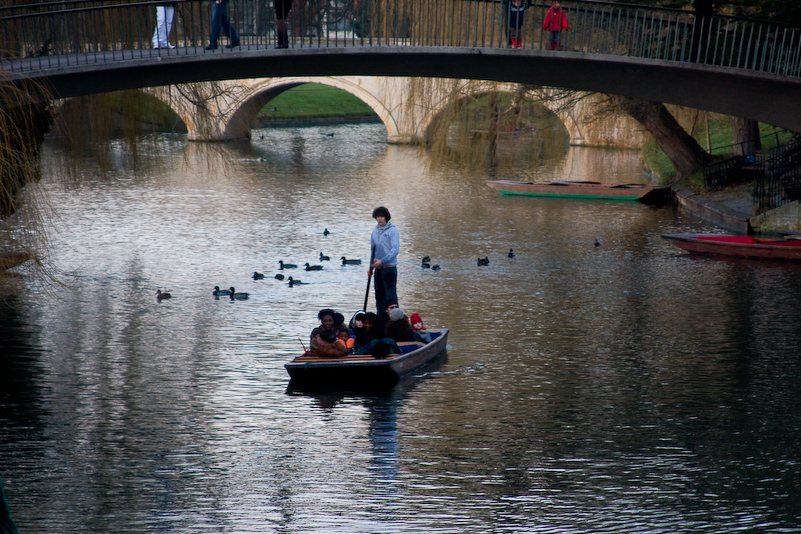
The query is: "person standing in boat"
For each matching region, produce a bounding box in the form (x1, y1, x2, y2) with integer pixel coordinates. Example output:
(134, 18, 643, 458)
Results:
(370, 206, 400, 321)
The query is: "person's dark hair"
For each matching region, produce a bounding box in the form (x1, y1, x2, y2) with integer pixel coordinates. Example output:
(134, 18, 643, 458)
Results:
(333, 312, 345, 327)
(362, 312, 378, 326)
(319, 329, 337, 343)
(372, 341, 391, 359)
(318, 308, 336, 321)
(337, 327, 350, 337)
(372, 206, 391, 221)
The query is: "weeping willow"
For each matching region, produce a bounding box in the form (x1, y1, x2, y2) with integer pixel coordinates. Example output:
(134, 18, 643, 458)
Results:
(0, 75, 54, 290)
(403, 78, 571, 173)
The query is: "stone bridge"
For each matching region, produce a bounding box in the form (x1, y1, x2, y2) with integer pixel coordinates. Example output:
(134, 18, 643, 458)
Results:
(149, 76, 644, 146)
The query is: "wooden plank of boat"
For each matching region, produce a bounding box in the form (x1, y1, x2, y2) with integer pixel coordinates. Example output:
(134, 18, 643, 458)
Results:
(661, 233, 801, 261)
(285, 328, 449, 385)
(1, 252, 32, 270)
(486, 180, 668, 202)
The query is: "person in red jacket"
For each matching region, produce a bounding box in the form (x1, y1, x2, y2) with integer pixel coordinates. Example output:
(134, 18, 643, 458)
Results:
(543, 0, 568, 50)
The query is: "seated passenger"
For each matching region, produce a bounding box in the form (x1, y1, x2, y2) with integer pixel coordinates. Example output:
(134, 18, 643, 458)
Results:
(310, 308, 336, 345)
(309, 329, 347, 358)
(375, 301, 398, 335)
(333, 312, 346, 330)
(354, 312, 382, 349)
(349, 311, 366, 330)
(336, 327, 355, 353)
(410, 312, 431, 342)
(385, 308, 428, 343)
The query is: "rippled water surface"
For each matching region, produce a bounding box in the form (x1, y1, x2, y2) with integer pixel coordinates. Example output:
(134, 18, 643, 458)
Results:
(2, 124, 801, 533)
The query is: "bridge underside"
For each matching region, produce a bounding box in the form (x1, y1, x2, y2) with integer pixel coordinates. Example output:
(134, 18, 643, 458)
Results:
(10, 47, 800, 132)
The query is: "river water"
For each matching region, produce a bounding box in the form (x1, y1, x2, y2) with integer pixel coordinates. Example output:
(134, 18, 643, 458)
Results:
(2, 123, 801, 533)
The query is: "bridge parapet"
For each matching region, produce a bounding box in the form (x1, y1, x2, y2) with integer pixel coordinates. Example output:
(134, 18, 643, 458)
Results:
(3, 0, 801, 80)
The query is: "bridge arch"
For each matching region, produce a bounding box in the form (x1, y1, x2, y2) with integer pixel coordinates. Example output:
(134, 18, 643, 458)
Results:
(159, 76, 400, 141)
(418, 85, 570, 144)
(227, 77, 396, 140)
(414, 81, 645, 148)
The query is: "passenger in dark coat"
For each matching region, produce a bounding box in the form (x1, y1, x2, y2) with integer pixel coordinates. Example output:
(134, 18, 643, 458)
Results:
(354, 312, 382, 348)
(384, 307, 428, 343)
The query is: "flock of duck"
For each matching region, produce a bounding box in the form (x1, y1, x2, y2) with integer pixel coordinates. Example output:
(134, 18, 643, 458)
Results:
(418, 248, 516, 269)
(276, 254, 362, 287)
(157, 246, 525, 301)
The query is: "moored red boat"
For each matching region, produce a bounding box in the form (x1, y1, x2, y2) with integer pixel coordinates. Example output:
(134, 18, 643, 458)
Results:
(286, 328, 449, 386)
(661, 234, 801, 261)
(487, 180, 670, 203)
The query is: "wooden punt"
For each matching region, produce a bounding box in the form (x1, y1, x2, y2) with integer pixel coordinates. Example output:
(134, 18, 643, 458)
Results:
(487, 180, 670, 203)
(286, 328, 449, 386)
(662, 234, 801, 261)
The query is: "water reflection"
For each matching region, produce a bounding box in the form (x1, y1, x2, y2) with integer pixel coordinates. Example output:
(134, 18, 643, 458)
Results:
(2, 124, 801, 532)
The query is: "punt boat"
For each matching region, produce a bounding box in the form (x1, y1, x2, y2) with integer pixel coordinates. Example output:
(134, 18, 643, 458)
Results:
(487, 180, 670, 202)
(286, 328, 449, 386)
(661, 234, 801, 261)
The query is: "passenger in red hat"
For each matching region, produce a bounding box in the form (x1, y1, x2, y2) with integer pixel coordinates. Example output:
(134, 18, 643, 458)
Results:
(410, 313, 426, 333)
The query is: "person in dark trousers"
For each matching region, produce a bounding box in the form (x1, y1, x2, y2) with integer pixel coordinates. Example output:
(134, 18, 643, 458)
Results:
(275, 0, 292, 48)
(690, 0, 714, 62)
(507, 0, 529, 49)
(205, 0, 240, 50)
(369, 206, 400, 323)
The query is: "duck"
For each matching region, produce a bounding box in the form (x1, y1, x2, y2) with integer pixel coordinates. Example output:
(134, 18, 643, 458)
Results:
(421, 261, 431, 269)
(213, 285, 231, 296)
(274, 274, 285, 280)
(287, 276, 306, 286)
(323, 228, 330, 236)
(341, 256, 362, 265)
(422, 256, 431, 263)
(156, 289, 172, 300)
(508, 248, 515, 258)
(477, 257, 490, 266)
(431, 264, 440, 271)
(594, 238, 601, 247)
(278, 260, 297, 269)
(229, 287, 249, 300)
(320, 252, 330, 261)
(253, 271, 265, 280)
(305, 263, 323, 271)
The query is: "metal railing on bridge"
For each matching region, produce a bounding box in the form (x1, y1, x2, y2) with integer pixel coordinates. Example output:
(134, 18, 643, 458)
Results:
(2, 0, 801, 79)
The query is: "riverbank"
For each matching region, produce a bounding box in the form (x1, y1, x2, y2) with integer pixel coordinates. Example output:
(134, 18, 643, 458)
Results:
(671, 184, 751, 233)
(256, 116, 381, 128)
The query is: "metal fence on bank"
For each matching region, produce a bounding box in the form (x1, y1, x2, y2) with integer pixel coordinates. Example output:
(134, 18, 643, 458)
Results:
(753, 142, 801, 214)
(2, 0, 801, 78)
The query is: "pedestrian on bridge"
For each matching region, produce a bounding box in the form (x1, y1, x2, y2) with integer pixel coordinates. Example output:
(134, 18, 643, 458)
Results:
(275, 0, 293, 48)
(205, 0, 240, 50)
(506, 0, 529, 49)
(152, 2, 183, 49)
(543, 0, 568, 51)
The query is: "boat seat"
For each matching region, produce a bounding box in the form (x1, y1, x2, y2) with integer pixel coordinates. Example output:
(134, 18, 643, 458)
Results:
(397, 342, 425, 353)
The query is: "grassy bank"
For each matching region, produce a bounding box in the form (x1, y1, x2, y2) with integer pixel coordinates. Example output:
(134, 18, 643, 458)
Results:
(257, 83, 377, 121)
(642, 112, 793, 190)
